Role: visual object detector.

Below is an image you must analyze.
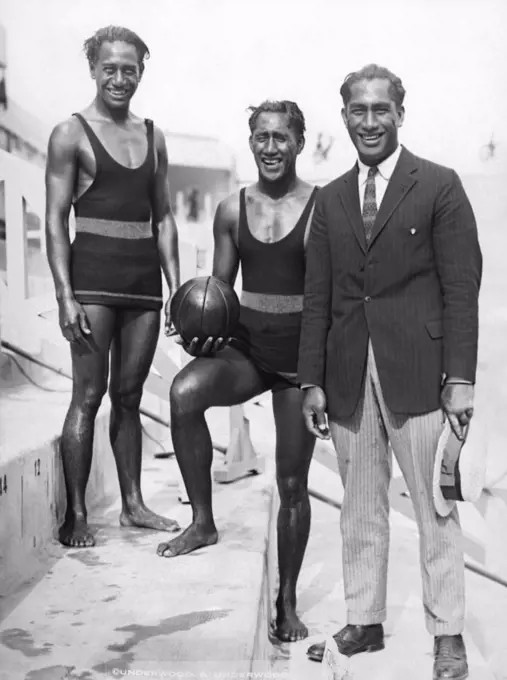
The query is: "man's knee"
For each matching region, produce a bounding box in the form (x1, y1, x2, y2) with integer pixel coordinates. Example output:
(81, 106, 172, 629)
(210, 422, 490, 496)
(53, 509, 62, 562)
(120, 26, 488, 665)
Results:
(170, 370, 209, 416)
(277, 473, 308, 506)
(109, 383, 143, 413)
(74, 379, 108, 414)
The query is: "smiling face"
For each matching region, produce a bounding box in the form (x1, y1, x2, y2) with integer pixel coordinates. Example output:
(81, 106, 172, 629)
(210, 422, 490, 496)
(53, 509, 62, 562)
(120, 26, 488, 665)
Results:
(91, 40, 142, 110)
(249, 112, 304, 182)
(342, 78, 404, 166)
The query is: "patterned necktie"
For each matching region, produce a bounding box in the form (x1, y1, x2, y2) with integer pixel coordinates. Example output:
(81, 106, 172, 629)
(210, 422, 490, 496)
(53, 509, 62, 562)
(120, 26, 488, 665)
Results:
(362, 165, 378, 245)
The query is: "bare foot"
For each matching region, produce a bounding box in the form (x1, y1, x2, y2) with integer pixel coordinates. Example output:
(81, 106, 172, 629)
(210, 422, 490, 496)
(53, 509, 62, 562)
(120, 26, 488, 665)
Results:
(58, 516, 95, 548)
(275, 599, 309, 642)
(120, 504, 180, 533)
(156, 522, 218, 557)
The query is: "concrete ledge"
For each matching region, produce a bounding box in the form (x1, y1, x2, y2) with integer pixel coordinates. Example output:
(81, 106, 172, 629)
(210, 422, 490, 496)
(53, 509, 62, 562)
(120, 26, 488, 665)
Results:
(0, 371, 115, 597)
(0, 449, 278, 678)
(0, 358, 174, 599)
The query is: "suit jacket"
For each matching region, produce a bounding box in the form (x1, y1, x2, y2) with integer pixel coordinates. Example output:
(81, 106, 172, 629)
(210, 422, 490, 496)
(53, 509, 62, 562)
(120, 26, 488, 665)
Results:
(297, 147, 483, 420)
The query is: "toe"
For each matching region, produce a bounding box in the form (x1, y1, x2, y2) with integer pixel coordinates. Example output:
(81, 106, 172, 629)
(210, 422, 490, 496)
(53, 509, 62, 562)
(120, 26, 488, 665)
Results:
(275, 627, 291, 642)
(157, 541, 177, 557)
(164, 521, 180, 533)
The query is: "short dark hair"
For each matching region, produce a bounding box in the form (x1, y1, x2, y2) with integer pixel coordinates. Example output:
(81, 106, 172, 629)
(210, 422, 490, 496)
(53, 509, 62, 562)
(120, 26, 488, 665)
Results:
(247, 100, 306, 140)
(340, 64, 406, 108)
(83, 26, 150, 73)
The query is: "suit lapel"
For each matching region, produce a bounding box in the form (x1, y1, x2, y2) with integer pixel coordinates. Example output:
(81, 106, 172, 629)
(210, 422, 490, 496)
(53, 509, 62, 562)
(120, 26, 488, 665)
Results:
(338, 165, 367, 253)
(369, 148, 418, 246)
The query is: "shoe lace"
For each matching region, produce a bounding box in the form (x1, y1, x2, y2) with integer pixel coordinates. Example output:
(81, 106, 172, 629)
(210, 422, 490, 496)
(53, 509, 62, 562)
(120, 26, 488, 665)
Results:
(435, 636, 462, 662)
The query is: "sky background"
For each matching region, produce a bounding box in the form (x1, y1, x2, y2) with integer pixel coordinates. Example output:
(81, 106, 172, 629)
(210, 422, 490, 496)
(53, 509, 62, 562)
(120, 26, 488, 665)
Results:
(1, 0, 506, 178)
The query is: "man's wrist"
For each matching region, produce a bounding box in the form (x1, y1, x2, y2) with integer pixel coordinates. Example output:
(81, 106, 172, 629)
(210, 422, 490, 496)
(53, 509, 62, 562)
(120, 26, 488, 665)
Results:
(167, 279, 180, 296)
(56, 289, 75, 303)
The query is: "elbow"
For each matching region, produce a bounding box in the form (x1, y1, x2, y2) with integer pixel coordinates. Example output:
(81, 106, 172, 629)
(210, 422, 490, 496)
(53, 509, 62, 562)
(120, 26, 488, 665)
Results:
(212, 271, 235, 287)
(211, 252, 239, 287)
(157, 217, 179, 248)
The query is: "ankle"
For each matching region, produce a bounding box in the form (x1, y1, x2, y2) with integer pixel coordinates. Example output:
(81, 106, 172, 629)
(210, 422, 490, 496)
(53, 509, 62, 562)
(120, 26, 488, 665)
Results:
(65, 514, 88, 525)
(276, 590, 296, 609)
(66, 507, 87, 522)
(191, 516, 217, 532)
(122, 493, 144, 513)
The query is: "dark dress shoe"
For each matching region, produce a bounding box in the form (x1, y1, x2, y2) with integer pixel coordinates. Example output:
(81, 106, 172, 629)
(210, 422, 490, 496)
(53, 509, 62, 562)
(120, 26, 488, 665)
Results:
(433, 634, 468, 680)
(307, 624, 385, 662)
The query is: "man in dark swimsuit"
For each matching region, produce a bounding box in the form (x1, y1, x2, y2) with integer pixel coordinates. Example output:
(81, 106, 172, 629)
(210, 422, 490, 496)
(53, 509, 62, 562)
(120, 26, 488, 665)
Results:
(156, 101, 317, 643)
(45, 26, 181, 549)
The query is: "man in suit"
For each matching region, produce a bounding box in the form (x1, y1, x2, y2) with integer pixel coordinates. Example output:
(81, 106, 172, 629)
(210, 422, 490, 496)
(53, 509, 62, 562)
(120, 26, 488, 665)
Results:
(298, 64, 482, 680)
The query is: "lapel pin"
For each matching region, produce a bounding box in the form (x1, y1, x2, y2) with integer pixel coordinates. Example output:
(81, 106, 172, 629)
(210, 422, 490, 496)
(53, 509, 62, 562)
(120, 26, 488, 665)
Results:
(410, 228, 416, 235)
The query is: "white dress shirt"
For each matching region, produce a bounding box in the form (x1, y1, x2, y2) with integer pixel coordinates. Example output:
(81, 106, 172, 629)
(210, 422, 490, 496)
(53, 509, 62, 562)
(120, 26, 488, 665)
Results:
(357, 144, 403, 211)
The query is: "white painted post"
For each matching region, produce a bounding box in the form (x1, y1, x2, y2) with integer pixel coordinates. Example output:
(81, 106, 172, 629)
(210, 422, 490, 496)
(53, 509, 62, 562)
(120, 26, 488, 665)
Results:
(39, 215, 47, 255)
(0, 282, 6, 370)
(5, 181, 28, 303)
(176, 191, 185, 217)
(213, 405, 264, 484)
(203, 192, 212, 221)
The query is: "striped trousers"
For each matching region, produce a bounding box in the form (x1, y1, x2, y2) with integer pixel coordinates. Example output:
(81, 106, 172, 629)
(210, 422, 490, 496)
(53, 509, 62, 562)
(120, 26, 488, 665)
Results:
(329, 342, 465, 636)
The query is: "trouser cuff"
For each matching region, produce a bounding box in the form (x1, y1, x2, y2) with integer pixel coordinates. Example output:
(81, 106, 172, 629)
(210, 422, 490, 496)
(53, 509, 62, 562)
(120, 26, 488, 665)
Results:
(347, 608, 387, 626)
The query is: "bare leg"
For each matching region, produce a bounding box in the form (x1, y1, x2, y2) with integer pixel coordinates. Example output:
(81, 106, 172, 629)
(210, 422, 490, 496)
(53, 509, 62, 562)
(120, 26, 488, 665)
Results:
(273, 387, 316, 642)
(108, 308, 179, 532)
(157, 346, 267, 557)
(58, 305, 116, 548)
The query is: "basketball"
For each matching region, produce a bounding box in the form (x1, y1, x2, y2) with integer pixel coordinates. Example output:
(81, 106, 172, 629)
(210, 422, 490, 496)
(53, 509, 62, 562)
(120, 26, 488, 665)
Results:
(170, 276, 241, 344)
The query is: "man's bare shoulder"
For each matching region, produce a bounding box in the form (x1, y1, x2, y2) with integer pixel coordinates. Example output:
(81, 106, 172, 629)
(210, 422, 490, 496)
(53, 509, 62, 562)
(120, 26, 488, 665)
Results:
(49, 115, 84, 148)
(152, 122, 164, 138)
(215, 191, 241, 231)
(46, 116, 86, 164)
(152, 124, 168, 151)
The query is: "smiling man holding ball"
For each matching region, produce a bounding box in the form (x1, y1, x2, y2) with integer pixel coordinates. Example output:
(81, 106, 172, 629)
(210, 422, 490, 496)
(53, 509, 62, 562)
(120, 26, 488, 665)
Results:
(158, 100, 319, 645)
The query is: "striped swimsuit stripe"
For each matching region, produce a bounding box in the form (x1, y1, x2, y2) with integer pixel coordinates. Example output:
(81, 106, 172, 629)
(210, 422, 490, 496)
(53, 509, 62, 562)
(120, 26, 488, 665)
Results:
(240, 291, 304, 314)
(75, 217, 154, 240)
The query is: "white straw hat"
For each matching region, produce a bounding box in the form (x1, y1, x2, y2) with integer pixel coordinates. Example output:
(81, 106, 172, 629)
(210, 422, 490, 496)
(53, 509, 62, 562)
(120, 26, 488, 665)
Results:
(433, 417, 486, 517)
